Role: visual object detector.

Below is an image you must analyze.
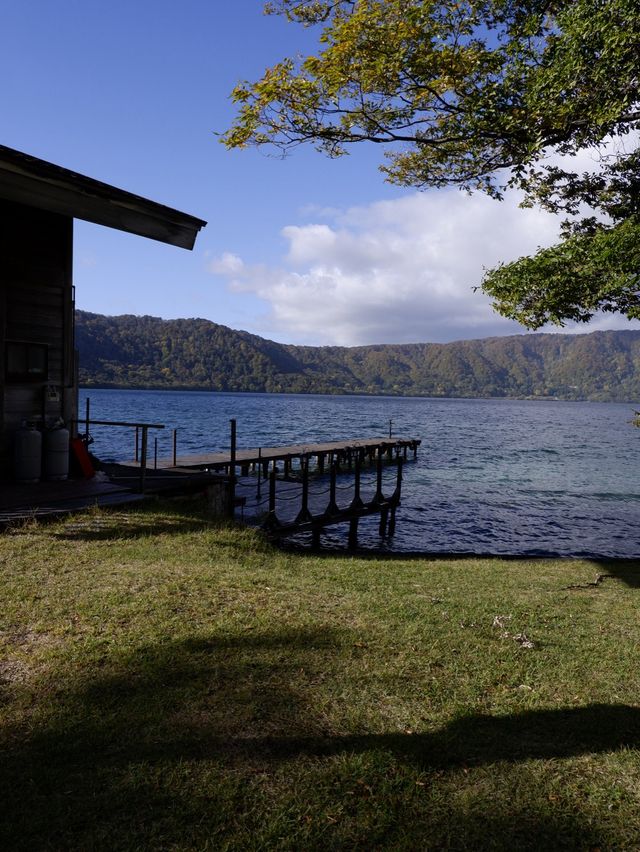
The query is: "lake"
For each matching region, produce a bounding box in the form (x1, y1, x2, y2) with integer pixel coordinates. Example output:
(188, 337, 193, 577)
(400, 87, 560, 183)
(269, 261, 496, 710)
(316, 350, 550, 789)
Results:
(79, 389, 640, 558)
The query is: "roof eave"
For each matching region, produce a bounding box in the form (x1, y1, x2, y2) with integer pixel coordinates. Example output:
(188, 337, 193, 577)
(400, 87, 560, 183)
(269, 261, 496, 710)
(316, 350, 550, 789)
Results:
(0, 145, 207, 250)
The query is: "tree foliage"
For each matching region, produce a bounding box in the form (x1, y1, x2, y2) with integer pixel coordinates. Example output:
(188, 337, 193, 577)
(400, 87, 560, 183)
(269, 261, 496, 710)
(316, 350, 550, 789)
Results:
(483, 217, 640, 327)
(222, 0, 640, 328)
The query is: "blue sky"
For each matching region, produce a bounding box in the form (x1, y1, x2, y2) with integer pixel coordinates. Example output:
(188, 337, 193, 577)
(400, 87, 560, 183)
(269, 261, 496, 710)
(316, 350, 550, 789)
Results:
(2, 0, 637, 345)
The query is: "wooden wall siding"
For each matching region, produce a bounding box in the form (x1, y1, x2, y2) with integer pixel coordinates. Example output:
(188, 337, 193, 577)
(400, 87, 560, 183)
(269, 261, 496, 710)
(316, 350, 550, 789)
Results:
(0, 267, 4, 452)
(0, 434, 7, 477)
(62, 283, 76, 428)
(0, 199, 74, 479)
(2, 199, 71, 280)
(3, 386, 61, 426)
(6, 284, 66, 380)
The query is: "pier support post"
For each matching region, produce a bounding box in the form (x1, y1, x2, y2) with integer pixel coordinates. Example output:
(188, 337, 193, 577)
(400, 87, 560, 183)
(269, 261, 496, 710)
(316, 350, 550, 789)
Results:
(296, 457, 313, 523)
(348, 516, 359, 550)
(138, 426, 148, 493)
(371, 454, 385, 505)
(325, 463, 339, 517)
(350, 453, 364, 510)
(257, 448, 262, 498)
(392, 458, 403, 502)
(262, 463, 281, 532)
(227, 418, 237, 518)
(388, 459, 402, 536)
(85, 398, 91, 448)
(270, 462, 276, 509)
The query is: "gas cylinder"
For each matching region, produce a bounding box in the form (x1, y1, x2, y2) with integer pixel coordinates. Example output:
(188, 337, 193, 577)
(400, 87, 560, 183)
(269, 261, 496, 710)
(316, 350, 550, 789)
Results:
(14, 422, 42, 483)
(43, 425, 70, 481)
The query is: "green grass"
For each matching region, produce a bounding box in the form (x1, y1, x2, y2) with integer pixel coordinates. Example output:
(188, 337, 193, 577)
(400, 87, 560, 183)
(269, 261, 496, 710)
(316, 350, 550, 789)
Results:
(1, 501, 640, 850)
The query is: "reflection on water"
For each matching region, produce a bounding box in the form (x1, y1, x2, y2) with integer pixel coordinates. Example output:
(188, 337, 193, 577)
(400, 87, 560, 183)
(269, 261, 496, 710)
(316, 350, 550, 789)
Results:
(79, 389, 640, 557)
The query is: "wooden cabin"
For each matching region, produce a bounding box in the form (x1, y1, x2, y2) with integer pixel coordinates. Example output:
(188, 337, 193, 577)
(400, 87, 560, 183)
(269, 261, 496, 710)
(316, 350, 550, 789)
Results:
(0, 145, 206, 480)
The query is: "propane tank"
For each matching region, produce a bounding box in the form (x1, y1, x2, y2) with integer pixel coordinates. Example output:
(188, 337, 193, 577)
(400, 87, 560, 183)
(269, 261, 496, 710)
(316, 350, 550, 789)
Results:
(14, 422, 42, 483)
(43, 423, 70, 481)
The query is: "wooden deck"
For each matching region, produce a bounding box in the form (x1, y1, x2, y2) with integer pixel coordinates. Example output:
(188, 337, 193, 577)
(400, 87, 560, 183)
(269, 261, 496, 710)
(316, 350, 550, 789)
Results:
(0, 435, 419, 540)
(0, 467, 227, 527)
(0, 477, 144, 526)
(130, 436, 421, 474)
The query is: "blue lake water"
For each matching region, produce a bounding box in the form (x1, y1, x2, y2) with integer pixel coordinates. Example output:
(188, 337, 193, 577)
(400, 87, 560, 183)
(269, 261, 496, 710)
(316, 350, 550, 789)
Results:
(79, 389, 640, 558)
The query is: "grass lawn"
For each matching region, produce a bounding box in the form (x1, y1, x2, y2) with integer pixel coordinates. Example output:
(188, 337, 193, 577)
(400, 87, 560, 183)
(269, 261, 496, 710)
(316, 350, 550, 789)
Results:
(1, 500, 640, 850)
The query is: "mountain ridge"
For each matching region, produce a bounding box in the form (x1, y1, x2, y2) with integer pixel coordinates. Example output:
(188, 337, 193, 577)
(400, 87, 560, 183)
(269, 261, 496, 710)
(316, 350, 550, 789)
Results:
(75, 310, 640, 402)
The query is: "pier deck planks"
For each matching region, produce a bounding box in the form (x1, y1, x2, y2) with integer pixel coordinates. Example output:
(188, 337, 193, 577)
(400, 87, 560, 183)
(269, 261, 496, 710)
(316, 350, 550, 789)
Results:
(131, 436, 420, 471)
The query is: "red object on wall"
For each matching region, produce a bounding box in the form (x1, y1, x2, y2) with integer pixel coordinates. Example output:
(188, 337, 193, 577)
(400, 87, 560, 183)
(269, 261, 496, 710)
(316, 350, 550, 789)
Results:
(70, 437, 95, 478)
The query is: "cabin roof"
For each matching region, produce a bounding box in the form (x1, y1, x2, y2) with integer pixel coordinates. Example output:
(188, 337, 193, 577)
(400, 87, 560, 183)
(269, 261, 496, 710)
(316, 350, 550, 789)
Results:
(0, 145, 207, 249)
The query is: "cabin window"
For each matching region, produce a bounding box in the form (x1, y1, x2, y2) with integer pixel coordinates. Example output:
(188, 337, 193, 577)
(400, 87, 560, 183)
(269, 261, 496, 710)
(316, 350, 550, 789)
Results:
(5, 341, 48, 383)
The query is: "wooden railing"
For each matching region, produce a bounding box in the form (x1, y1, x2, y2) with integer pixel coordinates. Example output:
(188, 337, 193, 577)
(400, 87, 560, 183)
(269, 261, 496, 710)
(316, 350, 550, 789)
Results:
(262, 451, 403, 549)
(73, 398, 165, 492)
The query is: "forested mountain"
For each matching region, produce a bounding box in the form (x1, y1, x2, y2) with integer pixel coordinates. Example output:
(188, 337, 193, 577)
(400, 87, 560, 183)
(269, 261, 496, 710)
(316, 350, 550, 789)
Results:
(76, 311, 640, 402)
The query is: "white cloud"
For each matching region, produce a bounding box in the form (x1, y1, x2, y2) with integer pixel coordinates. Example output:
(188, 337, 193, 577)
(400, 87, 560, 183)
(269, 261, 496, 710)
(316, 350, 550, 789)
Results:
(544, 130, 639, 175)
(208, 188, 637, 345)
(208, 251, 245, 276)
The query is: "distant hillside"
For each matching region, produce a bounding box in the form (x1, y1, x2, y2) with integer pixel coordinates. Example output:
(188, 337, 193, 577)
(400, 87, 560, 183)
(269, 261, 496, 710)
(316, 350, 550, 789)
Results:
(76, 310, 640, 402)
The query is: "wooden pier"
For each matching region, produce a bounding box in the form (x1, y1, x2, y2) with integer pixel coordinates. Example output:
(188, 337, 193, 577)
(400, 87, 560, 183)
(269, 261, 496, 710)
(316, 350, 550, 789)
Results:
(126, 432, 420, 546)
(261, 450, 405, 550)
(138, 436, 421, 476)
(94, 416, 421, 548)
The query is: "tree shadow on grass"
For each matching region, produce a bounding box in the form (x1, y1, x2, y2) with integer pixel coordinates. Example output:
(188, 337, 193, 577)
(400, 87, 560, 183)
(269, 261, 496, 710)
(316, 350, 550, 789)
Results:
(291, 545, 640, 588)
(2, 627, 639, 850)
(588, 559, 640, 588)
(0, 627, 345, 850)
(279, 702, 640, 767)
(49, 501, 228, 542)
